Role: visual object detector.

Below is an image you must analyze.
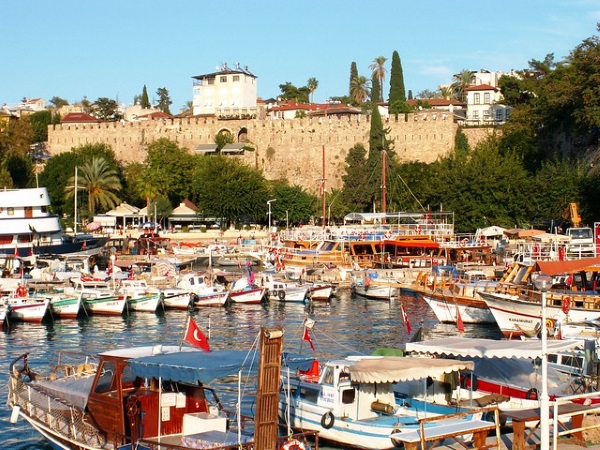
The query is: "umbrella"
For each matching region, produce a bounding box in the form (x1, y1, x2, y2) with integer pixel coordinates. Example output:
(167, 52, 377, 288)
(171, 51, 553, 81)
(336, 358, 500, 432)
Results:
(86, 221, 101, 231)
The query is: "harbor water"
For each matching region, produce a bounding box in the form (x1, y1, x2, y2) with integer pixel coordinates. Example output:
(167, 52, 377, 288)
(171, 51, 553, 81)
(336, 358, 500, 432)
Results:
(0, 289, 502, 449)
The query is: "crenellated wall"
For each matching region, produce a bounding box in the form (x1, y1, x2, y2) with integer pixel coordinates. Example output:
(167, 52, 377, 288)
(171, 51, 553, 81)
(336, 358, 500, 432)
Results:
(48, 112, 478, 193)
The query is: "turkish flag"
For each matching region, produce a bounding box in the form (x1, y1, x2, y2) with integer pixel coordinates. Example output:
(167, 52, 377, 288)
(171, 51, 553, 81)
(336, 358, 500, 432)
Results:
(303, 327, 315, 351)
(184, 317, 210, 352)
(401, 304, 412, 334)
(456, 304, 465, 333)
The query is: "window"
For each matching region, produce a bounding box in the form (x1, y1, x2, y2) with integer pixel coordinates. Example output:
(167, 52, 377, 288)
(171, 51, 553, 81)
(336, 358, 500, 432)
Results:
(94, 361, 116, 393)
(233, 75, 240, 82)
(472, 111, 479, 119)
(473, 93, 480, 105)
(483, 111, 490, 121)
(496, 109, 503, 121)
(207, 78, 214, 85)
(484, 93, 490, 104)
(7, 207, 14, 216)
(506, 109, 511, 120)
(220, 76, 227, 83)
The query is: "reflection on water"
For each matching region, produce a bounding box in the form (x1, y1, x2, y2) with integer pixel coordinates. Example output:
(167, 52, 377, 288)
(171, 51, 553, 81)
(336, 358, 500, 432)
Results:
(0, 289, 502, 449)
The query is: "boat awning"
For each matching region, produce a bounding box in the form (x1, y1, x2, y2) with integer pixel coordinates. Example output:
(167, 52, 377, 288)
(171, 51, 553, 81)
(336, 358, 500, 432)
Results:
(535, 257, 600, 275)
(405, 338, 581, 359)
(349, 356, 474, 383)
(382, 239, 440, 249)
(221, 143, 245, 154)
(129, 349, 255, 384)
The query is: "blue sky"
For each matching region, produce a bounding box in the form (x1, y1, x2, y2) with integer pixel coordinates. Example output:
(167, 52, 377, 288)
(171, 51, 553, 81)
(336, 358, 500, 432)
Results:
(2, 1, 599, 113)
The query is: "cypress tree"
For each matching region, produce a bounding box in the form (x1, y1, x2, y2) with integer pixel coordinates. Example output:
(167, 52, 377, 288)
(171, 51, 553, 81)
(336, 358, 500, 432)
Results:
(371, 74, 381, 105)
(389, 51, 406, 104)
(141, 85, 150, 109)
(349, 62, 358, 97)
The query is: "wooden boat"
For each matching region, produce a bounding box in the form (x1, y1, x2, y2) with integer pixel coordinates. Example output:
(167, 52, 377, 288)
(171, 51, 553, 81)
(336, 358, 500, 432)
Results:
(2, 291, 50, 323)
(177, 273, 229, 307)
(306, 282, 335, 301)
(350, 271, 399, 300)
(49, 292, 83, 318)
(279, 355, 484, 449)
(8, 326, 316, 450)
(420, 290, 495, 324)
(71, 278, 127, 316)
(161, 286, 194, 310)
(259, 273, 310, 302)
(228, 277, 267, 304)
(119, 279, 163, 313)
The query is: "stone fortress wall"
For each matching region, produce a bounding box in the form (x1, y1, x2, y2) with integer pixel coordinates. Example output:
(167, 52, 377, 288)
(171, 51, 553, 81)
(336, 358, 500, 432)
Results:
(48, 112, 492, 193)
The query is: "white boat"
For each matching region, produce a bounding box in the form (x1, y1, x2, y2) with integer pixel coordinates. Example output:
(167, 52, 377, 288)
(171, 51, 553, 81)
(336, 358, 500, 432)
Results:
(420, 291, 495, 324)
(259, 274, 309, 302)
(0, 187, 108, 260)
(71, 278, 127, 316)
(3, 294, 50, 322)
(49, 293, 83, 318)
(177, 273, 229, 307)
(478, 291, 600, 339)
(161, 286, 194, 310)
(351, 272, 399, 300)
(0, 303, 10, 325)
(228, 277, 267, 304)
(307, 282, 334, 301)
(279, 355, 478, 449)
(119, 279, 162, 312)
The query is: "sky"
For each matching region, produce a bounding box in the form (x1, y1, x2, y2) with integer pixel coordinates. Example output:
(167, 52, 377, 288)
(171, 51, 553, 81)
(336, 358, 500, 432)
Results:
(2, 1, 599, 113)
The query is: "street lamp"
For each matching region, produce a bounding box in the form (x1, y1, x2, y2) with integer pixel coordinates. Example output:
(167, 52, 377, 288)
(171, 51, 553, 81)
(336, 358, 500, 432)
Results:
(533, 273, 553, 450)
(267, 199, 276, 233)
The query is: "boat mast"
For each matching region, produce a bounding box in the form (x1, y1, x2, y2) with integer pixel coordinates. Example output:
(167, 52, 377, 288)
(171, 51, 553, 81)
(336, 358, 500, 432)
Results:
(74, 166, 78, 235)
(322, 145, 326, 228)
(382, 150, 387, 224)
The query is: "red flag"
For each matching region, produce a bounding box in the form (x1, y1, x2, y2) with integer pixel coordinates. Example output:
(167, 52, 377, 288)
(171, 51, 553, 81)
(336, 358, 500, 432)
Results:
(401, 304, 412, 334)
(303, 327, 315, 351)
(184, 317, 210, 352)
(456, 304, 465, 333)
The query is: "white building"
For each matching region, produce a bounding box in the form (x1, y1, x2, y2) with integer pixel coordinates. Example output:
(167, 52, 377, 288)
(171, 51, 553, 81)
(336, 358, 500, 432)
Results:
(192, 63, 257, 118)
(464, 84, 511, 125)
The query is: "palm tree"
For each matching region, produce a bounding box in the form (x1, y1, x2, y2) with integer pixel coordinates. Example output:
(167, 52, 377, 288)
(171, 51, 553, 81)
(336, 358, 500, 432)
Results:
(369, 56, 387, 102)
(440, 86, 454, 100)
(65, 157, 122, 219)
(350, 75, 371, 105)
(307, 77, 319, 103)
(451, 69, 473, 102)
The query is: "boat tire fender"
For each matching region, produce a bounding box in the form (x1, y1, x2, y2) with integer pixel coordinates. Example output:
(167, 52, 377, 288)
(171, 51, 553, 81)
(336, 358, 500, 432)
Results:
(526, 388, 539, 400)
(280, 438, 308, 450)
(460, 374, 478, 391)
(278, 290, 286, 300)
(321, 411, 335, 429)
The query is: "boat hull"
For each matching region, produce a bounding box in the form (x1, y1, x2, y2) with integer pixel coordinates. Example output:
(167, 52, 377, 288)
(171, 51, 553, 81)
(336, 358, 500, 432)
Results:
(229, 287, 266, 304)
(6, 298, 50, 322)
(83, 296, 127, 315)
(50, 296, 82, 319)
(421, 293, 495, 324)
(126, 293, 162, 312)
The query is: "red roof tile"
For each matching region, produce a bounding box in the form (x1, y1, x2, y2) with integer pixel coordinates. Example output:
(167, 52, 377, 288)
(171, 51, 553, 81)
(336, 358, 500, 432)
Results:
(464, 84, 498, 92)
(61, 112, 102, 123)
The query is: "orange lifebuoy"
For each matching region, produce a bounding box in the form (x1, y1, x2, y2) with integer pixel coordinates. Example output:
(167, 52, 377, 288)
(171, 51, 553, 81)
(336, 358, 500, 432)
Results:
(562, 297, 571, 314)
(280, 438, 308, 450)
(16, 286, 27, 297)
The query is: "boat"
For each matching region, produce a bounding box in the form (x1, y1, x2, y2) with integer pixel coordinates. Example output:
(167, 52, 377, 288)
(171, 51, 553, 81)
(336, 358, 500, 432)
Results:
(228, 277, 267, 304)
(0, 302, 11, 325)
(306, 281, 335, 301)
(70, 278, 127, 316)
(49, 292, 83, 319)
(177, 272, 229, 307)
(0, 187, 108, 260)
(259, 273, 310, 302)
(119, 278, 163, 313)
(404, 338, 598, 414)
(7, 325, 317, 450)
(420, 290, 495, 324)
(351, 271, 399, 300)
(161, 286, 194, 310)
(1, 284, 51, 322)
(279, 355, 481, 449)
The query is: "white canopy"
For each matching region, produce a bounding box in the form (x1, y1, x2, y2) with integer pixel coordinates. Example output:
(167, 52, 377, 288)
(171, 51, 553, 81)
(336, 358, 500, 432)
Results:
(405, 338, 581, 359)
(349, 356, 474, 383)
(477, 226, 506, 237)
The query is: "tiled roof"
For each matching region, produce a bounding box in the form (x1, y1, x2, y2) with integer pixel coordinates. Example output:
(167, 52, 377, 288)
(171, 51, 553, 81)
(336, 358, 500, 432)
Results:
(408, 98, 466, 107)
(61, 112, 102, 123)
(464, 84, 498, 92)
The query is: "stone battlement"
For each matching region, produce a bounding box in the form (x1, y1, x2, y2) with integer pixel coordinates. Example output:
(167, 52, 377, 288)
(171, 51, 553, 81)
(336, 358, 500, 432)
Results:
(48, 112, 490, 192)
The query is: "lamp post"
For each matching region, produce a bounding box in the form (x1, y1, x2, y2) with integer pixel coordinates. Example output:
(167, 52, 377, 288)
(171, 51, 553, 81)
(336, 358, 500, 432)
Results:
(267, 199, 276, 233)
(533, 273, 553, 450)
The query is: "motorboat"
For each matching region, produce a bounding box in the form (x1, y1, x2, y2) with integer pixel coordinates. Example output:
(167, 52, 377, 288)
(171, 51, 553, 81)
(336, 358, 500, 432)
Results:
(279, 355, 478, 449)
(177, 273, 229, 307)
(351, 271, 399, 300)
(259, 273, 309, 302)
(119, 278, 163, 313)
(70, 278, 127, 316)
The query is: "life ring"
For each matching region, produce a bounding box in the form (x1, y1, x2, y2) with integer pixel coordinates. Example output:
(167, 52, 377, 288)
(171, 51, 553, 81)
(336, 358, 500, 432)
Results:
(278, 290, 286, 300)
(276, 263, 282, 272)
(16, 286, 27, 298)
(546, 318, 555, 330)
(526, 388, 539, 400)
(562, 297, 571, 314)
(460, 374, 478, 391)
(280, 438, 308, 450)
(320, 411, 335, 429)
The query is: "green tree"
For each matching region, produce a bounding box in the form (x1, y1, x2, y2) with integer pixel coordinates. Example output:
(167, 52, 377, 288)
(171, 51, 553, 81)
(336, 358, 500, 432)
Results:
(191, 156, 269, 226)
(454, 127, 471, 156)
(141, 85, 150, 109)
(366, 104, 394, 212)
(270, 182, 318, 226)
(278, 82, 310, 103)
(5, 152, 33, 188)
(341, 143, 370, 212)
(64, 156, 122, 219)
(370, 74, 381, 105)
(148, 196, 173, 228)
(215, 130, 234, 150)
(388, 51, 406, 104)
(144, 138, 196, 204)
(307, 77, 319, 103)
(350, 75, 370, 105)
(349, 62, 358, 97)
(122, 161, 158, 207)
(451, 69, 473, 102)
(28, 110, 53, 143)
(369, 56, 387, 102)
(49, 96, 69, 109)
(156, 87, 172, 114)
(94, 97, 119, 121)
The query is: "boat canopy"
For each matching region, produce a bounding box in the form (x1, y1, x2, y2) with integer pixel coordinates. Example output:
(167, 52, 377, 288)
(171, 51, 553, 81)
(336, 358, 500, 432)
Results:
(535, 257, 600, 276)
(405, 338, 581, 359)
(348, 356, 474, 384)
